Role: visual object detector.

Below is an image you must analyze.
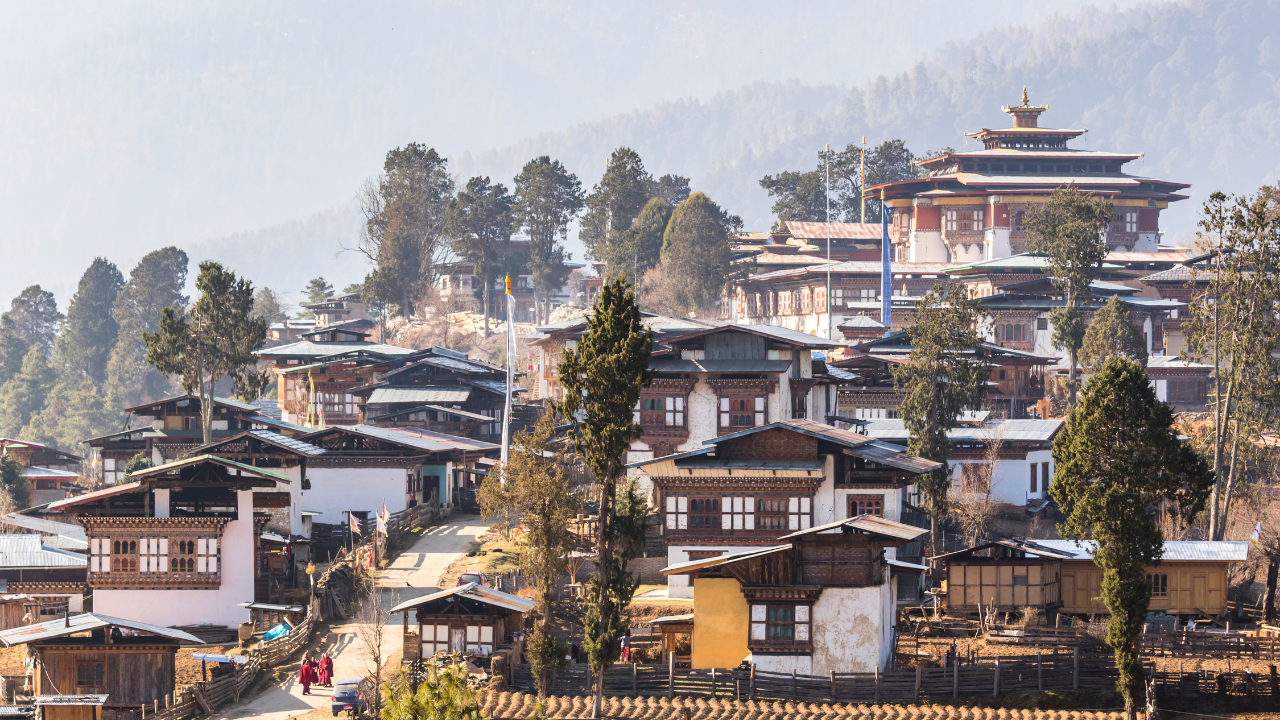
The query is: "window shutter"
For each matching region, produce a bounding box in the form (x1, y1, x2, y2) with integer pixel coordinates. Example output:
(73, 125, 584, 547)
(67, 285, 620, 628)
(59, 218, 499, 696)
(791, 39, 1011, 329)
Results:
(91, 556, 99, 573)
(721, 514, 731, 530)
(197, 539, 206, 555)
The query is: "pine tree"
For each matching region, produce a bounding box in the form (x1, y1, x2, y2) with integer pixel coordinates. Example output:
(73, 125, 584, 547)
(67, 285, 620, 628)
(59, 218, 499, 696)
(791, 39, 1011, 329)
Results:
(892, 284, 992, 559)
(1050, 358, 1213, 720)
(0, 286, 63, 384)
(643, 192, 736, 316)
(1080, 295, 1148, 372)
(60, 258, 125, 383)
(0, 455, 30, 510)
(143, 262, 268, 443)
(445, 176, 516, 336)
(1023, 184, 1112, 405)
(0, 346, 57, 438)
(551, 275, 653, 718)
(604, 198, 671, 288)
(513, 156, 585, 324)
(580, 148, 653, 262)
(105, 247, 189, 411)
(22, 377, 118, 452)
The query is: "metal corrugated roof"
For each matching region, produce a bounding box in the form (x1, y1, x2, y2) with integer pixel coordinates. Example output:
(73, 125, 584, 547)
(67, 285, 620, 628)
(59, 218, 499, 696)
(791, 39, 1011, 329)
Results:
(465, 379, 518, 395)
(1033, 540, 1250, 562)
(931, 538, 1078, 561)
(785, 221, 883, 240)
(0, 515, 85, 540)
(246, 430, 327, 456)
(367, 387, 471, 404)
(129, 455, 289, 482)
(388, 582, 535, 614)
(860, 419, 1063, 443)
(651, 359, 793, 373)
(0, 614, 204, 646)
(846, 441, 943, 474)
(256, 340, 415, 358)
(18, 467, 79, 479)
(779, 515, 929, 542)
(420, 356, 488, 373)
(1142, 266, 1202, 283)
(0, 535, 86, 569)
(314, 425, 498, 454)
(48, 482, 142, 510)
(662, 545, 790, 576)
(368, 405, 492, 423)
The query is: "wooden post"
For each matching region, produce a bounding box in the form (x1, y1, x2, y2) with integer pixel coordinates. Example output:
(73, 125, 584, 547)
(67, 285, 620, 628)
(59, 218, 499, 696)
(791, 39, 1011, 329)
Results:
(632, 662, 637, 696)
(915, 666, 921, 701)
(829, 670, 836, 702)
(750, 662, 757, 701)
(711, 668, 717, 698)
(1037, 652, 1043, 691)
(1073, 647, 1079, 690)
(792, 669, 797, 700)
(993, 658, 1001, 698)
(874, 665, 881, 703)
(952, 660, 959, 699)
(668, 651, 674, 699)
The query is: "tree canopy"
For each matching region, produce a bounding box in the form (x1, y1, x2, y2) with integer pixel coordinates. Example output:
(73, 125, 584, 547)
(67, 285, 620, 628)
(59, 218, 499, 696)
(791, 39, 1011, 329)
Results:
(759, 139, 925, 226)
(642, 192, 737, 316)
(105, 247, 190, 410)
(1080, 295, 1147, 372)
(446, 175, 516, 336)
(513, 156, 585, 325)
(60, 259, 125, 383)
(1050, 357, 1213, 719)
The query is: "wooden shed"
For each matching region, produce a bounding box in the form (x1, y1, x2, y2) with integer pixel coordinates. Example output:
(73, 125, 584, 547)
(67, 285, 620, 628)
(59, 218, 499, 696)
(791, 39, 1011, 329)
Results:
(390, 582, 534, 662)
(935, 539, 1073, 615)
(0, 614, 203, 711)
(35, 694, 105, 720)
(1034, 540, 1248, 617)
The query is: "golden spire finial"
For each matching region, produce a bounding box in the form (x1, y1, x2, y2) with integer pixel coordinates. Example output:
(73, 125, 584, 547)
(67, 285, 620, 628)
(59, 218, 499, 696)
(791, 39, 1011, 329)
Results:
(1021, 87, 1029, 106)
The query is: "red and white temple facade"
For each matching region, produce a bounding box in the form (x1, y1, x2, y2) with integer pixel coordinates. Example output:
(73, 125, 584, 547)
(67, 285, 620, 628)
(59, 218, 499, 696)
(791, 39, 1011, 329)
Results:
(872, 90, 1190, 264)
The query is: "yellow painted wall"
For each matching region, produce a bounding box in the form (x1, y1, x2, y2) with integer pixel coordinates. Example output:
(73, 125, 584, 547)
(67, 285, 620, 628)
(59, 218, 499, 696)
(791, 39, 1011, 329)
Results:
(691, 577, 750, 669)
(1060, 561, 1228, 615)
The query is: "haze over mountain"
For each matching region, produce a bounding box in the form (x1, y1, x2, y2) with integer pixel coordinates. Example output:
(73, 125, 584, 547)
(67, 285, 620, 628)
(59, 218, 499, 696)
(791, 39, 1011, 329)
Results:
(4, 0, 1278, 306)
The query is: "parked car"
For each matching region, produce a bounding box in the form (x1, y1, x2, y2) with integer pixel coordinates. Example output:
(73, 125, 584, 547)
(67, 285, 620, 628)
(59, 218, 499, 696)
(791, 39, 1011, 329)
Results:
(330, 678, 369, 716)
(456, 571, 488, 587)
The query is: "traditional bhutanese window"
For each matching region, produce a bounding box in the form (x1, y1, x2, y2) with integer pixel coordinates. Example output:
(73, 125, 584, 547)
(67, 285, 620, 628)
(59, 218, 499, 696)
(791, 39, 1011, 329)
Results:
(756, 497, 811, 531)
(197, 538, 219, 573)
(666, 496, 688, 530)
(137, 537, 169, 573)
(422, 624, 450, 656)
(720, 496, 755, 530)
(111, 540, 137, 572)
(847, 495, 883, 517)
(800, 288, 812, 313)
(466, 624, 495, 654)
(76, 659, 104, 688)
(750, 604, 810, 646)
(90, 539, 111, 574)
(1148, 573, 1168, 597)
(175, 539, 198, 573)
(687, 498, 720, 529)
(720, 396, 764, 429)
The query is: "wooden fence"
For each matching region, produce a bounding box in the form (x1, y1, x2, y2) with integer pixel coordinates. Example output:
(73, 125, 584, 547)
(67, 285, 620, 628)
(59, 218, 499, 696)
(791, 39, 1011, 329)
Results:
(131, 604, 319, 720)
(511, 650, 1119, 703)
(1139, 630, 1280, 660)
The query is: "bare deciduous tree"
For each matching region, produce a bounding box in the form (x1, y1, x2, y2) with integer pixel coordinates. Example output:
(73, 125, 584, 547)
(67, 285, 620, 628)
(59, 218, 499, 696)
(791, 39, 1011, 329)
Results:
(951, 421, 1007, 547)
(353, 589, 398, 719)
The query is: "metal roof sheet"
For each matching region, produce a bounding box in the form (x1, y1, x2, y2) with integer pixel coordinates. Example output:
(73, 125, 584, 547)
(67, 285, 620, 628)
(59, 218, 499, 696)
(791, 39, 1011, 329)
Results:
(888, 559, 930, 572)
(464, 379, 519, 395)
(1147, 355, 1213, 370)
(785, 221, 883, 240)
(368, 405, 493, 423)
(36, 696, 107, 706)
(708, 418, 873, 449)
(256, 340, 415, 358)
(648, 613, 695, 624)
(420, 356, 489, 373)
(0, 515, 85, 541)
(661, 545, 790, 576)
(778, 514, 929, 542)
(1033, 540, 1250, 562)
(860, 418, 1063, 443)
(846, 441, 943, 474)
(664, 324, 841, 349)
(0, 613, 205, 646)
(0, 535, 87, 568)
(129, 455, 289, 482)
(650, 359, 793, 374)
(246, 430, 327, 456)
(313, 425, 498, 454)
(125, 394, 258, 414)
(388, 582, 535, 614)
(47, 482, 142, 510)
(367, 387, 472, 404)
(1142, 266, 1202, 283)
(931, 538, 1078, 561)
(19, 467, 79, 479)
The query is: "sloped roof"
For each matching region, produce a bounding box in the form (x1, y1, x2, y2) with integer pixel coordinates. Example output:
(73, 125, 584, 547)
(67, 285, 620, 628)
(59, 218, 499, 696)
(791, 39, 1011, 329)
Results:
(256, 340, 415, 359)
(388, 582, 535, 614)
(664, 324, 841, 349)
(785, 222, 883, 240)
(367, 387, 471, 404)
(0, 535, 87, 569)
(661, 545, 790, 576)
(305, 425, 498, 454)
(778, 514, 929, 542)
(860, 418, 1063, 443)
(1033, 539, 1249, 562)
(0, 614, 204, 646)
(125, 395, 258, 414)
(128, 455, 288, 482)
(931, 538, 1078, 561)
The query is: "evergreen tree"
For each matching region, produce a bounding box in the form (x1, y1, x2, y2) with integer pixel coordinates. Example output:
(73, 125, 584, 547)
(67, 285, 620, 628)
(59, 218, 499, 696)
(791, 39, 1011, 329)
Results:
(0, 454, 30, 510)
(604, 198, 671, 288)
(759, 167, 829, 226)
(251, 287, 291, 326)
(649, 173, 691, 208)
(891, 284, 992, 559)
(143, 261, 268, 443)
(1023, 184, 1112, 405)
(0, 286, 63, 384)
(758, 139, 924, 227)
(445, 176, 516, 337)
(513, 156, 585, 323)
(303, 277, 334, 304)
(580, 148, 653, 262)
(60, 258, 125, 383)
(644, 192, 737, 316)
(1051, 358, 1213, 720)
(1080, 295, 1148, 372)
(0, 346, 57, 438)
(105, 247, 189, 411)
(358, 143, 455, 317)
(21, 376, 117, 452)
(551, 275, 653, 718)
(478, 416, 580, 696)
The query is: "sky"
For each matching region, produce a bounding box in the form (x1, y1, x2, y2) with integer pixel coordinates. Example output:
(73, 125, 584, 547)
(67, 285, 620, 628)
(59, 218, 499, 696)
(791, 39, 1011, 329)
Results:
(0, 0, 1160, 305)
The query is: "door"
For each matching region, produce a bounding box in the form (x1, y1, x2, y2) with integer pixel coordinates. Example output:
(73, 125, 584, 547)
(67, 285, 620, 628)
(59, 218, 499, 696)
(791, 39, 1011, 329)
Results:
(1062, 575, 1076, 612)
(1192, 574, 1207, 610)
(451, 627, 466, 653)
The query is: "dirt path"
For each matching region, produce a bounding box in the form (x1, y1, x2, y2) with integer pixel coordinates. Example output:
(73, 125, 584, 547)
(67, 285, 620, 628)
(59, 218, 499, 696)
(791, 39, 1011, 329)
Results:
(211, 514, 487, 720)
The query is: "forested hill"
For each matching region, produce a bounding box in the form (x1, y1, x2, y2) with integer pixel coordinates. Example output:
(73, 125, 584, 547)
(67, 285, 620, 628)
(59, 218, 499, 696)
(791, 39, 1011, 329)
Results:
(194, 0, 1279, 299)
(456, 0, 1279, 244)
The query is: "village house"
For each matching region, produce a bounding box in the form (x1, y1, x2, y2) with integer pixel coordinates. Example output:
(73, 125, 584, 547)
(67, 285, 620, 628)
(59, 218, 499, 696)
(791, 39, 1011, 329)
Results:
(257, 326, 416, 427)
(1033, 539, 1248, 618)
(933, 538, 1073, 617)
(390, 582, 534, 661)
(301, 291, 367, 328)
(435, 237, 583, 322)
(0, 534, 87, 629)
(84, 395, 306, 485)
(730, 222, 886, 273)
(298, 424, 499, 518)
(831, 332, 1056, 420)
(0, 614, 203, 716)
(871, 91, 1189, 263)
(662, 515, 927, 674)
(48, 455, 290, 628)
(629, 419, 939, 599)
(857, 418, 1062, 510)
(1, 440, 82, 507)
(348, 346, 525, 439)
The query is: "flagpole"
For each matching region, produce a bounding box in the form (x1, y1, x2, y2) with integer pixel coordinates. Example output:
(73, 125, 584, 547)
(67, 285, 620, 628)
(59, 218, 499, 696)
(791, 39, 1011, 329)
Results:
(501, 275, 514, 467)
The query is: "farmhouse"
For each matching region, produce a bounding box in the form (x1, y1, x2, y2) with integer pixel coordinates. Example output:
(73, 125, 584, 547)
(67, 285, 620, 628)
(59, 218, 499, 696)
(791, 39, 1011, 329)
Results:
(390, 582, 534, 661)
(0, 534, 87, 629)
(662, 515, 927, 674)
(933, 538, 1073, 616)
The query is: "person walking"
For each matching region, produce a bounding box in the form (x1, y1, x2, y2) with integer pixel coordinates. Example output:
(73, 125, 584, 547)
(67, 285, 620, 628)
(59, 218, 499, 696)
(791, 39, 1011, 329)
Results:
(300, 656, 315, 695)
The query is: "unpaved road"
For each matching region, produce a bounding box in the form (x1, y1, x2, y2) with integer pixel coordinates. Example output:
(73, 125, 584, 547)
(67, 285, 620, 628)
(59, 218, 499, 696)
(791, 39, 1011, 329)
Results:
(212, 514, 488, 720)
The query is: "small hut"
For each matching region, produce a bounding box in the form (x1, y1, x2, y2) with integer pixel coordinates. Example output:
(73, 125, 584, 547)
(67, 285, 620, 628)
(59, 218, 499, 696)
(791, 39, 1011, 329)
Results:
(0, 614, 202, 714)
(933, 539, 1074, 616)
(648, 614, 693, 665)
(34, 695, 105, 720)
(390, 582, 533, 662)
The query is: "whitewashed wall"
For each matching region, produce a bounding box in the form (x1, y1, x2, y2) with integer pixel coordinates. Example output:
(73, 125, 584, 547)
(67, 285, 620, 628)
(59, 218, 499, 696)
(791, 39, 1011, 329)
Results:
(303, 466, 408, 524)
